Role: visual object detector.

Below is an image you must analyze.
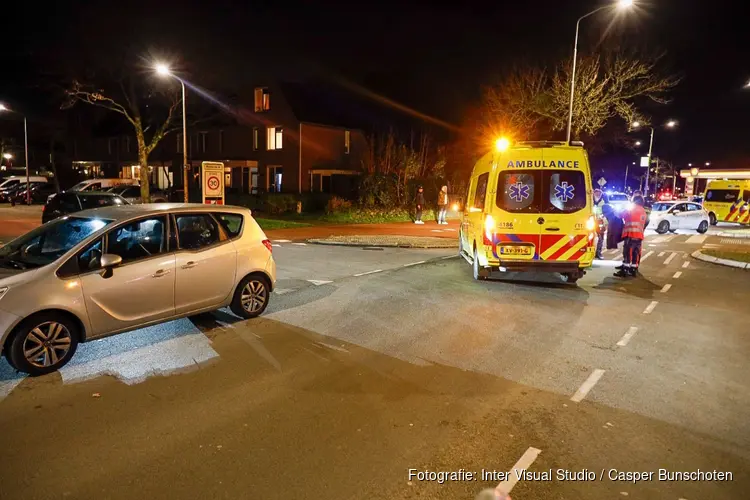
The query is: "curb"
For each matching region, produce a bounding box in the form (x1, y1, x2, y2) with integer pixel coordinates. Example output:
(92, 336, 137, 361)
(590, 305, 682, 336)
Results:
(307, 239, 458, 250)
(691, 250, 750, 269)
(714, 231, 750, 239)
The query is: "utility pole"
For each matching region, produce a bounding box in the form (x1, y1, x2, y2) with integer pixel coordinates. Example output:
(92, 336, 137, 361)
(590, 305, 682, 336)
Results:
(624, 163, 629, 192)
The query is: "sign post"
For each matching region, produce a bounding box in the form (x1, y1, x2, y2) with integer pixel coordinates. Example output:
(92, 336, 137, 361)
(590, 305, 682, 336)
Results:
(201, 161, 225, 205)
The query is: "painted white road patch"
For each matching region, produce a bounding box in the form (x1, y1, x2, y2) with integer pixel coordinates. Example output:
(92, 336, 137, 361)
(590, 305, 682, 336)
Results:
(673, 271, 682, 279)
(272, 244, 282, 247)
(354, 269, 383, 277)
(496, 447, 542, 494)
(0, 377, 26, 401)
(643, 301, 659, 314)
(60, 333, 219, 385)
(664, 252, 677, 265)
(617, 327, 638, 347)
(686, 235, 708, 244)
(292, 242, 307, 246)
(403, 261, 426, 267)
(640, 251, 654, 262)
(682, 261, 690, 268)
(273, 239, 291, 243)
(273, 288, 295, 295)
(571, 369, 605, 403)
(307, 280, 333, 286)
(660, 284, 672, 293)
(658, 251, 666, 257)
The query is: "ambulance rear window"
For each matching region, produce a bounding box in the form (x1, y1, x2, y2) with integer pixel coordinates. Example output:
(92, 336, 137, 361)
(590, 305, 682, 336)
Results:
(544, 171, 587, 214)
(705, 189, 739, 203)
(497, 171, 539, 213)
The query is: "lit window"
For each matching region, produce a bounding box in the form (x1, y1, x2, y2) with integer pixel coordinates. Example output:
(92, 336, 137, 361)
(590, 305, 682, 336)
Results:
(253, 128, 259, 151)
(267, 127, 283, 150)
(254, 88, 271, 112)
(344, 130, 350, 154)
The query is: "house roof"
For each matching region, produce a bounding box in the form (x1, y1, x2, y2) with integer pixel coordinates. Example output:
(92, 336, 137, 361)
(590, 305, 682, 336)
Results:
(279, 81, 391, 132)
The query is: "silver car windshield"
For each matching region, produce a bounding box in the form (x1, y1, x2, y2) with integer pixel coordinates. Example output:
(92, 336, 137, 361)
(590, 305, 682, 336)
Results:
(0, 217, 112, 270)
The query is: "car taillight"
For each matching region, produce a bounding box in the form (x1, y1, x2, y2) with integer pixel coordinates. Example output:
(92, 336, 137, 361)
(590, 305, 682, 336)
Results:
(262, 239, 272, 253)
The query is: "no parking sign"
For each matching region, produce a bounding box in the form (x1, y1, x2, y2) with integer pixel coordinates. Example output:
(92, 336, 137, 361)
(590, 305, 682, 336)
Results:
(202, 161, 225, 205)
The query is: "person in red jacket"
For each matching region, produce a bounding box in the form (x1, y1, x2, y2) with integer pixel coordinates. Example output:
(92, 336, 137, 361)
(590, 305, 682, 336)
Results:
(614, 194, 647, 278)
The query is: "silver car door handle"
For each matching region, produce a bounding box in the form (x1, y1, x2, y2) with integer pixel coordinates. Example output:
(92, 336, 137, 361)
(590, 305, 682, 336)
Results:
(181, 261, 197, 269)
(152, 269, 172, 278)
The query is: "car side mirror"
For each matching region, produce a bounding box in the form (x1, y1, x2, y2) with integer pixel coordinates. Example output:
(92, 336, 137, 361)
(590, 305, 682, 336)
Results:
(100, 253, 122, 279)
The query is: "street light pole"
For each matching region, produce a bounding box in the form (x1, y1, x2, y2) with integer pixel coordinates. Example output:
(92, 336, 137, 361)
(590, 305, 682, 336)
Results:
(624, 163, 630, 191)
(24, 117, 30, 205)
(180, 80, 189, 203)
(644, 126, 654, 197)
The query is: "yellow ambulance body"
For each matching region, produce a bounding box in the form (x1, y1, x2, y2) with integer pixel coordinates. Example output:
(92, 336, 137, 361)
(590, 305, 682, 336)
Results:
(702, 180, 750, 225)
(459, 141, 596, 284)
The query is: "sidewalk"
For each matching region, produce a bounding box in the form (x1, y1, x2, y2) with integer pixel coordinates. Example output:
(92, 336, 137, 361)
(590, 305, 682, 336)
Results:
(264, 221, 459, 241)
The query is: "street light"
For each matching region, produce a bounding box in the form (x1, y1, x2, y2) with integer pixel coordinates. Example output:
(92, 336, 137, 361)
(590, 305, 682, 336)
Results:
(566, 0, 635, 144)
(0, 103, 31, 204)
(155, 63, 189, 203)
(2, 153, 12, 160)
(635, 141, 642, 146)
(631, 119, 677, 198)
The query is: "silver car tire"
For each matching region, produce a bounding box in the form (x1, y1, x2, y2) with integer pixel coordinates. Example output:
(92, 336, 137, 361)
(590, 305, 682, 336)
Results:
(230, 274, 271, 319)
(9, 313, 80, 376)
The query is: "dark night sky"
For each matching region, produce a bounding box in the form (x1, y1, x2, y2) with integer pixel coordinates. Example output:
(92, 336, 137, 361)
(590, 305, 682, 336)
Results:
(3, 0, 749, 174)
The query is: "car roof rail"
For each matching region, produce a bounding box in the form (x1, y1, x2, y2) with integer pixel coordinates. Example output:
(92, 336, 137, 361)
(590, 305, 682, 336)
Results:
(515, 140, 584, 148)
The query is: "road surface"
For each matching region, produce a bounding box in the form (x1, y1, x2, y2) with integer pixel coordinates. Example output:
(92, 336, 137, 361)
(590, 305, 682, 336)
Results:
(0, 206, 748, 499)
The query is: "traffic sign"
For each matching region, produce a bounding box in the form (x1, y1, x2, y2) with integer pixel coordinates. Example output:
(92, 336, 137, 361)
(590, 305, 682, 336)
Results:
(202, 161, 225, 204)
(597, 177, 607, 187)
(640, 156, 650, 167)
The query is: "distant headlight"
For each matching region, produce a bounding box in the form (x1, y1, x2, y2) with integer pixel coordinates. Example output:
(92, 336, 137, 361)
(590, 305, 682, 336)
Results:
(0, 286, 8, 301)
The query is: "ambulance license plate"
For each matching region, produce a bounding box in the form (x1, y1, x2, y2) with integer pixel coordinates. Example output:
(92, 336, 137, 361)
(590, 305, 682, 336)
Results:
(499, 246, 532, 256)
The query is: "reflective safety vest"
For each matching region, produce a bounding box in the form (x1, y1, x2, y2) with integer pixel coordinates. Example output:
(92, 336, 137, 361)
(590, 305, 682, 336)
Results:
(622, 205, 647, 239)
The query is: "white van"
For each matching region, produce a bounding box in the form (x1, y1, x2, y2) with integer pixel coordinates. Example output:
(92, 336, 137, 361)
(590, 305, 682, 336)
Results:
(0, 176, 49, 189)
(67, 178, 139, 192)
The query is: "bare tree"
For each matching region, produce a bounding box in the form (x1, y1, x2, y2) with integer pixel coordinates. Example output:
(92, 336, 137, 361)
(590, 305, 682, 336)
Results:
(63, 75, 180, 202)
(479, 50, 680, 141)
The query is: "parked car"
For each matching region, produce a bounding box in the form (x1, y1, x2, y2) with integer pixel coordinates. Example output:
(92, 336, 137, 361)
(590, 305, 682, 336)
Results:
(106, 185, 167, 204)
(12, 183, 58, 205)
(0, 183, 33, 203)
(0, 175, 49, 190)
(647, 201, 709, 234)
(42, 192, 128, 224)
(0, 204, 275, 375)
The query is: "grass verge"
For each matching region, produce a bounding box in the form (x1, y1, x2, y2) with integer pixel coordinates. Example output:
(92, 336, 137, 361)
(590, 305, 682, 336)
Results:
(254, 218, 313, 231)
(702, 249, 750, 263)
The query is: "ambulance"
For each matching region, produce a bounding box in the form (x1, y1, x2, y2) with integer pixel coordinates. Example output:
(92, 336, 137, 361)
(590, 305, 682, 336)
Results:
(702, 180, 750, 226)
(459, 140, 596, 284)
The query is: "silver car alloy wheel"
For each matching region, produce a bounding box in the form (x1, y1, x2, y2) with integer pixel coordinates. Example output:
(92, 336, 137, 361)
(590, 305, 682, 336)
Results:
(241, 280, 268, 313)
(23, 321, 72, 368)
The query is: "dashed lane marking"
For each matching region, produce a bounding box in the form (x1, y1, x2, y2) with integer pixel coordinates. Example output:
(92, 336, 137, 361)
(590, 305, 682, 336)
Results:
(640, 250, 654, 262)
(571, 369, 605, 403)
(658, 251, 666, 257)
(430, 229, 443, 233)
(663, 252, 677, 265)
(353, 269, 383, 277)
(496, 447, 542, 494)
(403, 261, 426, 267)
(292, 242, 307, 246)
(660, 284, 672, 293)
(673, 271, 682, 279)
(273, 288, 295, 295)
(682, 261, 690, 268)
(272, 244, 282, 247)
(306, 280, 333, 286)
(617, 326, 638, 347)
(273, 239, 291, 243)
(441, 255, 456, 260)
(686, 235, 708, 244)
(643, 301, 659, 314)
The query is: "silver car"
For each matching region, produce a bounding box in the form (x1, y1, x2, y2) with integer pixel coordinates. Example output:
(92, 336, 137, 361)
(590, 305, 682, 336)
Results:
(0, 204, 276, 375)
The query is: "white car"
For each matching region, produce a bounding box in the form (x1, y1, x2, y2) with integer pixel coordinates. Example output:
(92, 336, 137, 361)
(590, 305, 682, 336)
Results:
(648, 201, 709, 234)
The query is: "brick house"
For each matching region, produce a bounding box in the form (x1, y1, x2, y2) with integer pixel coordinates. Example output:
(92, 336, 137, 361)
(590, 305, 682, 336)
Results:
(69, 81, 371, 198)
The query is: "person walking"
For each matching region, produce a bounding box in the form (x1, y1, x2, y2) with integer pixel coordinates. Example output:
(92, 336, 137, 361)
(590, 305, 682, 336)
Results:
(414, 185, 425, 224)
(437, 185, 449, 224)
(592, 188, 608, 259)
(614, 194, 647, 278)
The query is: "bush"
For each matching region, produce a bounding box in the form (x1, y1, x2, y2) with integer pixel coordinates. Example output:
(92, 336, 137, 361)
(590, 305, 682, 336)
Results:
(264, 194, 299, 214)
(326, 196, 353, 214)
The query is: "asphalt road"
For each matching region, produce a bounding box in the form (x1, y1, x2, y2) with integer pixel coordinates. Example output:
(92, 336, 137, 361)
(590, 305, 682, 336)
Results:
(0, 208, 749, 499)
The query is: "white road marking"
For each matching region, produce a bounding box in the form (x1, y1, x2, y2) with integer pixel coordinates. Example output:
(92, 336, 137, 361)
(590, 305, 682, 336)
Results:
(315, 342, 349, 353)
(640, 250, 654, 262)
(660, 284, 672, 293)
(673, 271, 682, 279)
(682, 261, 690, 268)
(430, 229, 443, 233)
(307, 279, 333, 286)
(273, 288, 295, 295)
(273, 239, 291, 243)
(441, 255, 456, 260)
(571, 369, 605, 403)
(444, 228, 457, 232)
(617, 327, 638, 347)
(403, 261, 426, 267)
(292, 242, 307, 246)
(686, 235, 707, 244)
(643, 301, 659, 314)
(658, 251, 666, 257)
(663, 252, 677, 265)
(702, 243, 721, 248)
(354, 269, 383, 277)
(272, 244, 281, 247)
(0, 377, 26, 401)
(496, 447, 542, 493)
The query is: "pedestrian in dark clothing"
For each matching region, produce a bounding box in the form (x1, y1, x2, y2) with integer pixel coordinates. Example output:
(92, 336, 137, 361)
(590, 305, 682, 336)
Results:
(414, 186, 425, 224)
(603, 204, 623, 250)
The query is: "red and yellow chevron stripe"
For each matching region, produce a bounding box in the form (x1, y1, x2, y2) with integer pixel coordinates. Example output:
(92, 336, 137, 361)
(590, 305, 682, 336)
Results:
(540, 234, 589, 261)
